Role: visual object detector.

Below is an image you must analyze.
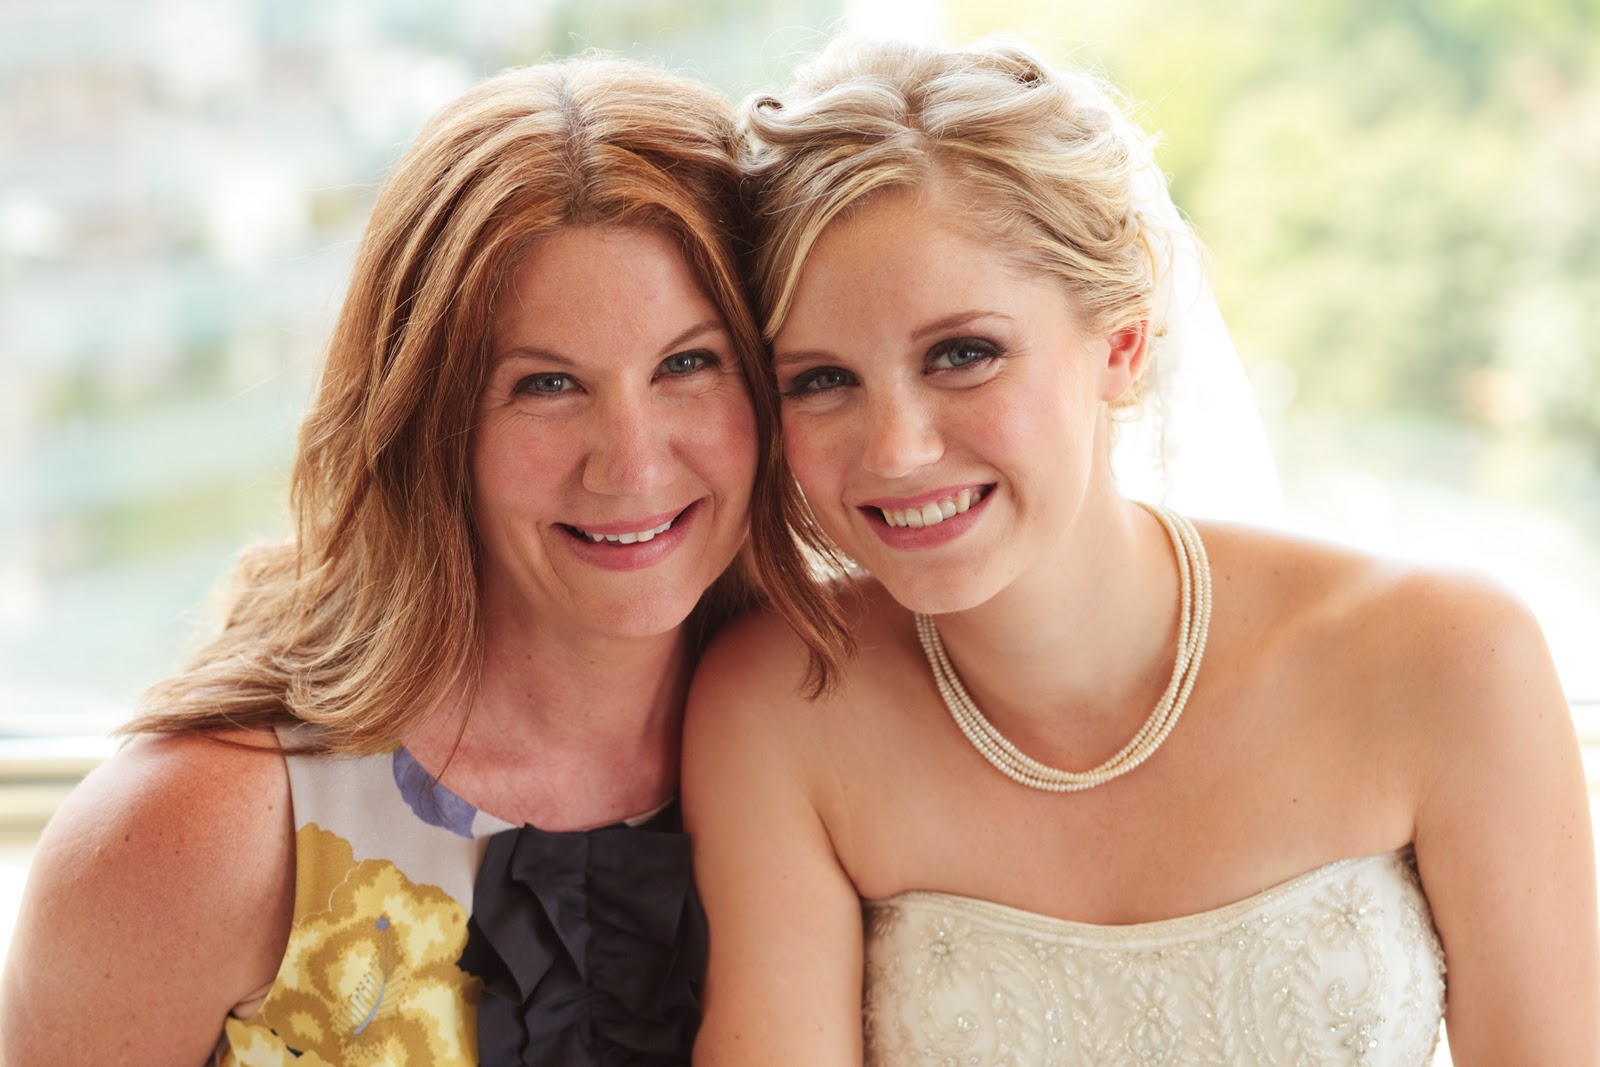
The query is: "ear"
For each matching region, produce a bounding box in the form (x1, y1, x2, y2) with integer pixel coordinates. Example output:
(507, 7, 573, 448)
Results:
(1098, 320, 1150, 403)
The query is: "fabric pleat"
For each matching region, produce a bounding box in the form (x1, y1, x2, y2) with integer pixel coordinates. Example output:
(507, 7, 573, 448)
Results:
(459, 802, 706, 1066)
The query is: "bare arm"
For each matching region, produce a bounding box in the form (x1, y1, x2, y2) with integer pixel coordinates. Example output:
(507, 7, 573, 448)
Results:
(1407, 576, 1599, 1063)
(684, 615, 866, 1067)
(0, 731, 294, 1066)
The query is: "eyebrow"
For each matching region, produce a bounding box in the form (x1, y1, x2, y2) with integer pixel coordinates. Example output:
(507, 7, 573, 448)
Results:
(492, 318, 728, 368)
(911, 309, 1016, 341)
(773, 309, 1015, 369)
(658, 318, 728, 356)
(772, 347, 831, 371)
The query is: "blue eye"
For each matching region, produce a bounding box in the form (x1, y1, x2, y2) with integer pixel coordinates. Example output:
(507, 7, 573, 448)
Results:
(661, 350, 715, 376)
(515, 373, 574, 395)
(782, 366, 856, 398)
(928, 338, 1000, 372)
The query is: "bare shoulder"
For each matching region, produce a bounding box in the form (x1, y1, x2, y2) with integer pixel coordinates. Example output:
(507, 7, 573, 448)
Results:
(693, 600, 820, 705)
(40, 727, 291, 879)
(1201, 520, 1561, 735)
(684, 581, 909, 826)
(1201, 529, 1600, 1057)
(1, 728, 294, 1064)
(691, 577, 898, 712)
(686, 599, 837, 791)
(1203, 520, 1538, 645)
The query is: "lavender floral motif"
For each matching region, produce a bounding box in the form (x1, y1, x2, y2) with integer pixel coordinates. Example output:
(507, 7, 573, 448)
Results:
(393, 747, 479, 838)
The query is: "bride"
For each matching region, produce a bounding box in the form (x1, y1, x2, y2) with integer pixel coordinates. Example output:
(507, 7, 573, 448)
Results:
(685, 36, 1599, 1065)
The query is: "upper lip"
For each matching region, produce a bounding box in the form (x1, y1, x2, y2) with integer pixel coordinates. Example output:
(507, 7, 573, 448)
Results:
(564, 504, 691, 535)
(857, 484, 991, 510)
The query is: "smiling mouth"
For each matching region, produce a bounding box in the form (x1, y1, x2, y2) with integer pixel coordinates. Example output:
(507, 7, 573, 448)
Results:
(876, 487, 989, 529)
(563, 508, 685, 545)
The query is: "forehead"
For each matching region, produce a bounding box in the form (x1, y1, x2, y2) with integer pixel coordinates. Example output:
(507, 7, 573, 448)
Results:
(494, 224, 722, 350)
(775, 186, 1058, 345)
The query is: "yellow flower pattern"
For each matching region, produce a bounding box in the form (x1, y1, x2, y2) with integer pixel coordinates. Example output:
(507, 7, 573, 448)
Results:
(217, 824, 480, 1067)
(219, 1018, 337, 1067)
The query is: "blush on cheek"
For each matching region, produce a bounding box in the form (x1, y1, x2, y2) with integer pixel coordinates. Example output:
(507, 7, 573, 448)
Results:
(700, 398, 759, 481)
(776, 432, 838, 505)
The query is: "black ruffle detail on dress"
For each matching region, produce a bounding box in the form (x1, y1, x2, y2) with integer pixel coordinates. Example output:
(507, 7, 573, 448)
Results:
(459, 800, 708, 1067)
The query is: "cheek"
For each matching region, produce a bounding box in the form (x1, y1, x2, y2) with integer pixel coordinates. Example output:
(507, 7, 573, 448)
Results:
(987, 367, 1093, 452)
(687, 391, 760, 494)
(974, 399, 1053, 465)
(777, 409, 847, 500)
(470, 417, 569, 519)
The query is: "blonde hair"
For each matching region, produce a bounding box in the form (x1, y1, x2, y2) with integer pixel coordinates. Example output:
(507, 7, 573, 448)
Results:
(743, 37, 1162, 341)
(739, 39, 1169, 688)
(128, 55, 843, 751)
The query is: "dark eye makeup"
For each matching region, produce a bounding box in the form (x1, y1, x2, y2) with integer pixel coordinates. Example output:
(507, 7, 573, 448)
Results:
(778, 334, 1007, 401)
(780, 366, 857, 398)
(927, 336, 1003, 372)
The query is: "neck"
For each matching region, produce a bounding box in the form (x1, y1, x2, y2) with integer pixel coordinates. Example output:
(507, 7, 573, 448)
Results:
(472, 620, 691, 752)
(406, 601, 693, 825)
(929, 494, 1184, 748)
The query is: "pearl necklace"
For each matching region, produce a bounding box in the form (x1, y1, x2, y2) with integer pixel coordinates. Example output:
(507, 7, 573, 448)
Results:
(914, 503, 1211, 792)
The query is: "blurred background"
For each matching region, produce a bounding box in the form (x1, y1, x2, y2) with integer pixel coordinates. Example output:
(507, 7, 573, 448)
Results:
(2, 0, 1597, 1050)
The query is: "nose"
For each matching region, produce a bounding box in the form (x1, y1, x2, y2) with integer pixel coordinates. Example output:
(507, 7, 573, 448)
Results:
(862, 386, 943, 479)
(582, 393, 669, 496)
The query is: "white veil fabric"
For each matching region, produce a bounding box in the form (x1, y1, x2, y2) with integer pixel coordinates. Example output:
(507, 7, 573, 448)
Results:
(1110, 125, 1286, 526)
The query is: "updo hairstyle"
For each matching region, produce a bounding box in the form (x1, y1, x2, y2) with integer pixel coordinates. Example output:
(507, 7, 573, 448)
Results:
(739, 39, 1174, 691)
(741, 37, 1164, 351)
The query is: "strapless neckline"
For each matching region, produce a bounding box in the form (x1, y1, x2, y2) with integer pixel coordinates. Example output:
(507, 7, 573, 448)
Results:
(866, 847, 1414, 944)
(862, 845, 1445, 1066)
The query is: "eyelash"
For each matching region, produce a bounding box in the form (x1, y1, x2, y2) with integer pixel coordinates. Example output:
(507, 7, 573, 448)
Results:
(514, 373, 574, 396)
(927, 337, 1003, 372)
(781, 366, 857, 398)
(659, 350, 719, 377)
(511, 350, 721, 397)
(780, 336, 1005, 399)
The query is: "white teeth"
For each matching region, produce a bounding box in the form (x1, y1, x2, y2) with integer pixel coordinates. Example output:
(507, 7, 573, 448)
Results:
(878, 488, 981, 529)
(580, 517, 675, 544)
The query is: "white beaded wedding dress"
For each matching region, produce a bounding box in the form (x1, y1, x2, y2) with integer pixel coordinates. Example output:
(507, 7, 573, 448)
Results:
(862, 848, 1445, 1066)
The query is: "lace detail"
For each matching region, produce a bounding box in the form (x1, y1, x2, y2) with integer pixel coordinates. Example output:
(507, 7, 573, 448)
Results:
(863, 849, 1444, 1067)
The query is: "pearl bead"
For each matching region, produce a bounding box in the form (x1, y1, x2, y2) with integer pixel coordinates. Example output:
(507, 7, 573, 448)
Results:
(915, 503, 1212, 793)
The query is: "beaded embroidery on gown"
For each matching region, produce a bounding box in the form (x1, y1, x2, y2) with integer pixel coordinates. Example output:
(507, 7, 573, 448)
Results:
(863, 848, 1444, 1067)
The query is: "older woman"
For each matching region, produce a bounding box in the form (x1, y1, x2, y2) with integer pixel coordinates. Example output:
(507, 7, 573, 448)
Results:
(0, 56, 830, 1067)
(685, 38, 1599, 1065)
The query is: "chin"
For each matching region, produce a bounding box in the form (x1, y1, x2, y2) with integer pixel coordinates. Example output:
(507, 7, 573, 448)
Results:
(585, 579, 716, 639)
(585, 596, 701, 641)
(873, 567, 1003, 619)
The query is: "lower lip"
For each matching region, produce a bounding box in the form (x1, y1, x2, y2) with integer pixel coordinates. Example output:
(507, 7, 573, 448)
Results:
(560, 501, 699, 572)
(860, 489, 992, 551)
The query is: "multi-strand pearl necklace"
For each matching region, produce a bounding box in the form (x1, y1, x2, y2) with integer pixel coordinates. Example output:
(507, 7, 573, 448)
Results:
(914, 503, 1212, 792)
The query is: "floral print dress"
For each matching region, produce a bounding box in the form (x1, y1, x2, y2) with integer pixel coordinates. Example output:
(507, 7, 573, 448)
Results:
(215, 730, 705, 1067)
